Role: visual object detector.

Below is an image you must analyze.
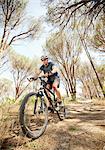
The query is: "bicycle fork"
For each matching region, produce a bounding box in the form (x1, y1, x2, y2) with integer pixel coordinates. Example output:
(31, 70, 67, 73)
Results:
(33, 96, 45, 114)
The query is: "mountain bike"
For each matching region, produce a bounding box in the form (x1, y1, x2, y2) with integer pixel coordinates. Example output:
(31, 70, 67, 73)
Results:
(19, 77, 66, 139)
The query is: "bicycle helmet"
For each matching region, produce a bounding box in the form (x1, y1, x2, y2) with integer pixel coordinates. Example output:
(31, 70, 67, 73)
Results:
(41, 55, 48, 61)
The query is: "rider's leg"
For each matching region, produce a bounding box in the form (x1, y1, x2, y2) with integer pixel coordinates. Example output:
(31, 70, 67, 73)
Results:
(45, 84, 52, 107)
(52, 79, 62, 103)
(45, 83, 54, 112)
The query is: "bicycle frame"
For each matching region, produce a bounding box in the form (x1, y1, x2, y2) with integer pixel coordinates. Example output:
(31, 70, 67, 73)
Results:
(19, 77, 65, 140)
(33, 77, 56, 114)
(38, 77, 56, 99)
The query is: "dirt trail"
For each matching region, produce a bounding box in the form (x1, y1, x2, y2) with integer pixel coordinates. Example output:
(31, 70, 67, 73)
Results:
(1, 101, 105, 150)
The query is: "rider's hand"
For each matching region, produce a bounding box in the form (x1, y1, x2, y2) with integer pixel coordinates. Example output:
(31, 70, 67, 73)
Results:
(44, 73, 49, 77)
(48, 71, 53, 76)
(28, 77, 37, 82)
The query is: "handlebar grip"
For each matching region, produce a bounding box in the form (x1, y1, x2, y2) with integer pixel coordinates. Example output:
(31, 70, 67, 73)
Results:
(27, 77, 37, 82)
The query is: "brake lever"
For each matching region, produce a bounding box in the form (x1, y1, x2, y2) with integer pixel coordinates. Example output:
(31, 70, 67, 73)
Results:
(27, 77, 37, 82)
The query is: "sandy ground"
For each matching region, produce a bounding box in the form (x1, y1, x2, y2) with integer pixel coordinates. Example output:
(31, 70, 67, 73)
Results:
(1, 100, 105, 150)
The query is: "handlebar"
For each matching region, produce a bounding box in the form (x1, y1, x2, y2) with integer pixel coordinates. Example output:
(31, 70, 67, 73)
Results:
(27, 76, 46, 83)
(27, 77, 37, 82)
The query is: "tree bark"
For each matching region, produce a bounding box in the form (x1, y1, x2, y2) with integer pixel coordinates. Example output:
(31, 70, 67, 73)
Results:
(79, 33, 105, 98)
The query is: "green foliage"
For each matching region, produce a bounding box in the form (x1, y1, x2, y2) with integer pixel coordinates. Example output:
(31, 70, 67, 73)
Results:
(45, 31, 80, 99)
(0, 78, 13, 100)
(0, 0, 28, 27)
(9, 50, 37, 75)
(8, 50, 39, 99)
(97, 64, 105, 81)
(69, 126, 79, 132)
(91, 18, 105, 50)
(24, 141, 42, 150)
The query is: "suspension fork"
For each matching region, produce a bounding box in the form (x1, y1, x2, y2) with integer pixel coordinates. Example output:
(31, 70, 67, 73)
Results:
(34, 97, 38, 114)
(34, 91, 45, 114)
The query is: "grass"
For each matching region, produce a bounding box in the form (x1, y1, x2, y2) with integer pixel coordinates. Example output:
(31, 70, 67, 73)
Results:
(0, 97, 105, 149)
(24, 141, 43, 150)
(0, 99, 21, 149)
(0, 98, 45, 149)
(69, 126, 80, 132)
(63, 96, 79, 105)
(92, 98, 105, 106)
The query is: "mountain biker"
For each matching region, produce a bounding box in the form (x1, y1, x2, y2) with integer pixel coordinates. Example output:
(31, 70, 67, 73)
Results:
(31, 55, 62, 111)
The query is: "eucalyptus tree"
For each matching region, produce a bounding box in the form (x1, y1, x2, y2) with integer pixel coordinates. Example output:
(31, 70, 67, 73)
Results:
(0, 78, 12, 100)
(0, 0, 42, 74)
(0, 0, 42, 52)
(9, 51, 39, 99)
(44, 0, 105, 29)
(45, 31, 81, 100)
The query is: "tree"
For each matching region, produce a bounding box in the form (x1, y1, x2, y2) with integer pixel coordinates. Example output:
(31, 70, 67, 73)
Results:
(9, 51, 39, 99)
(0, 50, 9, 75)
(0, 0, 42, 52)
(0, 78, 13, 100)
(90, 17, 105, 52)
(45, 31, 80, 100)
(97, 64, 105, 90)
(44, 0, 105, 29)
(78, 32, 105, 97)
(78, 63, 101, 99)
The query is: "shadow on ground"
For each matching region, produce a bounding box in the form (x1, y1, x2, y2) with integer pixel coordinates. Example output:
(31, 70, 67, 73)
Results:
(1, 103, 105, 150)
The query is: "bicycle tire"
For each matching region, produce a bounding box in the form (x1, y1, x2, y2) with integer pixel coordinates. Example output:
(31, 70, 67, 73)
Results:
(19, 92, 48, 139)
(57, 106, 67, 120)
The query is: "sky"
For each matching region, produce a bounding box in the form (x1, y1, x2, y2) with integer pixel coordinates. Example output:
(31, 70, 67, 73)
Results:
(0, 0, 68, 95)
(0, 0, 49, 76)
(1, 0, 104, 62)
(0, 0, 103, 96)
(13, 0, 51, 58)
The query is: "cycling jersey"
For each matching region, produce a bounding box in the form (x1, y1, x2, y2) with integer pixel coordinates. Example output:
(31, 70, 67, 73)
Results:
(40, 62, 59, 84)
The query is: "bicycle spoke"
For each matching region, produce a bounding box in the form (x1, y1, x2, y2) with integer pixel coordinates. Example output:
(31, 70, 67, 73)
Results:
(19, 92, 48, 139)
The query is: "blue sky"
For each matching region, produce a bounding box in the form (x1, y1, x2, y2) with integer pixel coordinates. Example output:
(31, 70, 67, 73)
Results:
(0, 0, 103, 96)
(0, 0, 51, 78)
(2, 0, 89, 61)
(13, 0, 50, 58)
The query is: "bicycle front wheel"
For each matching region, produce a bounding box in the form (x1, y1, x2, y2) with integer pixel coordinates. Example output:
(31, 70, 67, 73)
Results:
(19, 92, 48, 139)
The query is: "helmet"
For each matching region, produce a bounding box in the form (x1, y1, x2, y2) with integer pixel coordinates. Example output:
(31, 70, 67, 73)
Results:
(41, 55, 48, 61)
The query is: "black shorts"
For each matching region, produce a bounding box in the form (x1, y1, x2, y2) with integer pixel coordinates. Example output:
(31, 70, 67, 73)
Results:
(47, 76, 60, 88)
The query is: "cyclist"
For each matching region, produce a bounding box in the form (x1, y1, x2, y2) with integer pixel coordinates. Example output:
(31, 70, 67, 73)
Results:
(31, 55, 62, 111)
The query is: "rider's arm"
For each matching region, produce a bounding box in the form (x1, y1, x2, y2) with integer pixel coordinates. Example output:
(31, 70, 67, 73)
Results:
(35, 70, 44, 78)
(36, 70, 48, 78)
(50, 65, 59, 75)
(30, 70, 42, 80)
(38, 70, 45, 77)
(30, 70, 46, 81)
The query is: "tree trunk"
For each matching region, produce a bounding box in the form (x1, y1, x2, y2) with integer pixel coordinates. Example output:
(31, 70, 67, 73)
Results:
(65, 87, 69, 97)
(71, 91, 76, 101)
(81, 79, 90, 99)
(79, 34, 105, 98)
(89, 74, 101, 98)
(15, 86, 20, 100)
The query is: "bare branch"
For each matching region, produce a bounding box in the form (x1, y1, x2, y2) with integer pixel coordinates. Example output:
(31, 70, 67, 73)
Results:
(46, 0, 105, 29)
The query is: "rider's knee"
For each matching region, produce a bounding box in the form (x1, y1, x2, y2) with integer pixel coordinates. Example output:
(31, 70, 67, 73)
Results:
(46, 84, 50, 89)
(52, 85, 57, 91)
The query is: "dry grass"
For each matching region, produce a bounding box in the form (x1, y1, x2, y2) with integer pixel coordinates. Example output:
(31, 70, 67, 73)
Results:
(1, 97, 105, 150)
(0, 100, 20, 149)
(92, 98, 105, 106)
(0, 103, 11, 146)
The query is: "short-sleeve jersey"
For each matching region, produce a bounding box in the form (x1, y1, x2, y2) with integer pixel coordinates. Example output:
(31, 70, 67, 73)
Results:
(40, 62, 59, 81)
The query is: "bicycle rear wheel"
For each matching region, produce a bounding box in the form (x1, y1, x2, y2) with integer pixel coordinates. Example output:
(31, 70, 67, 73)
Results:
(19, 92, 48, 139)
(57, 105, 67, 120)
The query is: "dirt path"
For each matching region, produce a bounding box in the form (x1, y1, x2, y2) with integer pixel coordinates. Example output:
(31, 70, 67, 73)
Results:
(1, 101, 105, 150)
